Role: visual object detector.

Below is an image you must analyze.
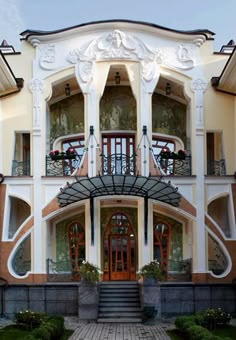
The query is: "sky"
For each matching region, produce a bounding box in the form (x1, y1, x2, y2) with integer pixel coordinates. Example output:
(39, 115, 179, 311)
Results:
(0, 0, 236, 51)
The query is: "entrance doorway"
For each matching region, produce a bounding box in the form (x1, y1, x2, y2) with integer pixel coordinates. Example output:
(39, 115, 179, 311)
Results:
(103, 212, 136, 281)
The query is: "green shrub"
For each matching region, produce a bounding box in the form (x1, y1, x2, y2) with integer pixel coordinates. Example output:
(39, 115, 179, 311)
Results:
(200, 308, 232, 329)
(44, 315, 64, 339)
(175, 309, 233, 340)
(23, 336, 36, 340)
(22, 315, 65, 340)
(32, 326, 50, 339)
(15, 310, 46, 330)
(79, 260, 99, 283)
(186, 325, 211, 340)
(175, 315, 196, 331)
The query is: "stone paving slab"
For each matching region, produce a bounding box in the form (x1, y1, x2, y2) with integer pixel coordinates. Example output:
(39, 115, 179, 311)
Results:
(64, 318, 174, 340)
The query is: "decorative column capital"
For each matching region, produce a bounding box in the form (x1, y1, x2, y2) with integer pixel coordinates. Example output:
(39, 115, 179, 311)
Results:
(190, 78, 207, 92)
(28, 78, 44, 93)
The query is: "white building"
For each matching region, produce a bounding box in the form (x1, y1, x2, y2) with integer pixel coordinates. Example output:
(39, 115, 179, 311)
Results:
(0, 20, 236, 291)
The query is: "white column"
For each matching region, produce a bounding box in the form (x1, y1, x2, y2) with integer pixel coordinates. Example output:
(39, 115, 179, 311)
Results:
(191, 78, 207, 274)
(85, 198, 99, 266)
(29, 78, 44, 274)
(138, 198, 152, 268)
(139, 87, 151, 176)
(84, 90, 97, 177)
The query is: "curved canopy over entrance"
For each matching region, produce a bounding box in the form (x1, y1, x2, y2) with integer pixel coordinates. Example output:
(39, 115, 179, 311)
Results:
(57, 174, 181, 207)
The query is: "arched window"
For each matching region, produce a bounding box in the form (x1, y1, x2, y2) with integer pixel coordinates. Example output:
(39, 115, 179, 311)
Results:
(153, 222, 170, 277)
(68, 222, 85, 278)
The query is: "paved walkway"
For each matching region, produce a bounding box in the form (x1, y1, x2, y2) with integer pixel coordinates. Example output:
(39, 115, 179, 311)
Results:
(64, 317, 175, 340)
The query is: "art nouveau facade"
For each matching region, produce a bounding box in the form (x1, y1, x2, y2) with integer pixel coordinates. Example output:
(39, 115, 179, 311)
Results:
(0, 20, 236, 285)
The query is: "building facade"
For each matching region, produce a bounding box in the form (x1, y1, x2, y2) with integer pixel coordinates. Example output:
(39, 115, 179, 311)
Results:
(0, 20, 236, 289)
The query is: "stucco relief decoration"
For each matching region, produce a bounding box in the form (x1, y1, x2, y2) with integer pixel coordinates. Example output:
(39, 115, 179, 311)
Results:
(67, 30, 195, 85)
(191, 78, 207, 92)
(39, 44, 56, 70)
(67, 29, 158, 83)
(176, 45, 194, 69)
(190, 78, 207, 127)
(28, 78, 44, 128)
(28, 78, 44, 93)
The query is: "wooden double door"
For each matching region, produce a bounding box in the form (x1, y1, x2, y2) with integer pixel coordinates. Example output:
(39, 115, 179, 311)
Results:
(103, 212, 136, 281)
(109, 234, 130, 280)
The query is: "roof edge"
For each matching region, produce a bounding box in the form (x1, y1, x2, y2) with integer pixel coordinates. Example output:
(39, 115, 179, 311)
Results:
(20, 19, 215, 40)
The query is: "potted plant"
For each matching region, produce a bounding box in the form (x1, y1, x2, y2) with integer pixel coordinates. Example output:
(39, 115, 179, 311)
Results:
(79, 260, 99, 284)
(160, 149, 186, 160)
(49, 148, 77, 160)
(138, 260, 163, 283)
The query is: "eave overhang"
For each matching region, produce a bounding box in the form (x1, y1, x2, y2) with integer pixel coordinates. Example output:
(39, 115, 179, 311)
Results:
(211, 47, 236, 95)
(21, 19, 214, 47)
(0, 51, 24, 98)
(57, 174, 181, 208)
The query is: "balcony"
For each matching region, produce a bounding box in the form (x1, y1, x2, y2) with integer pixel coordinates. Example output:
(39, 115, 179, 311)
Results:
(46, 155, 82, 176)
(12, 160, 30, 176)
(207, 159, 226, 176)
(101, 153, 136, 175)
(155, 154, 192, 176)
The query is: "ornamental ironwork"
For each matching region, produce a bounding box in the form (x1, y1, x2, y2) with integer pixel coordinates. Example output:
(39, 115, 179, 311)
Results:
(101, 153, 136, 175)
(156, 155, 192, 176)
(12, 160, 30, 176)
(207, 159, 226, 176)
(46, 155, 82, 176)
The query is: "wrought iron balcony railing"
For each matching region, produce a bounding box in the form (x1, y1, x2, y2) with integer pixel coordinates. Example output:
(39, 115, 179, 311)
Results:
(101, 153, 136, 175)
(12, 160, 30, 176)
(155, 155, 192, 176)
(207, 159, 226, 176)
(46, 155, 82, 176)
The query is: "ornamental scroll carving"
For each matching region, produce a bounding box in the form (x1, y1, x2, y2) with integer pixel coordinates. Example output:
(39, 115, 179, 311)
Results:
(67, 30, 195, 85)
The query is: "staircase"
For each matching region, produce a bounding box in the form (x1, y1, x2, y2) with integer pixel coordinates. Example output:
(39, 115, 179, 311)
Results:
(97, 281, 143, 323)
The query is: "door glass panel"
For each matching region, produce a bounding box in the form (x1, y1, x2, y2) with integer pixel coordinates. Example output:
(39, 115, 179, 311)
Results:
(102, 135, 135, 175)
(123, 238, 127, 271)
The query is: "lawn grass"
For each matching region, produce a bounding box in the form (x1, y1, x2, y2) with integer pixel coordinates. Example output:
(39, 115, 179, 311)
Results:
(0, 324, 74, 340)
(168, 325, 236, 340)
(211, 325, 236, 340)
(0, 325, 29, 340)
(167, 329, 187, 340)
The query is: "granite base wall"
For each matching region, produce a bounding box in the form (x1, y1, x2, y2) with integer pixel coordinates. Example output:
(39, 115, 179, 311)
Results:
(0, 283, 235, 319)
(0, 284, 79, 319)
(160, 283, 236, 317)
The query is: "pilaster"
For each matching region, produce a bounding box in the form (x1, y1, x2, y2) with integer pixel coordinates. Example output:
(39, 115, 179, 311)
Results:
(29, 78, 44, 274)
(191, 78, 207, 274)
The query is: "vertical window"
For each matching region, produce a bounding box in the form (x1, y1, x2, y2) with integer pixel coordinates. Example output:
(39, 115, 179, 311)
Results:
(68, 222, 85, 277)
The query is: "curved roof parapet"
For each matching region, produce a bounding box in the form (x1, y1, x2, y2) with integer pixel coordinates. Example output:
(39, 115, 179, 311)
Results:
(20, 19, 214, 46)
(57, 174, 181, 208)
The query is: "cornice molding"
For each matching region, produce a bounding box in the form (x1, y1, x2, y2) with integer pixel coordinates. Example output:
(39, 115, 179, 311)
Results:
(21, 20, 212, 48)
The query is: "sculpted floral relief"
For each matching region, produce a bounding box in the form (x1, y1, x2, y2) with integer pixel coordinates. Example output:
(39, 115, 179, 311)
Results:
(67, 29, 195, 85)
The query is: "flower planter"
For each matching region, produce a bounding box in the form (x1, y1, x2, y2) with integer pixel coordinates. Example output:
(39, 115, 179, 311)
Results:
(160, 154, 186, 160)
(50, 154, 76, 161)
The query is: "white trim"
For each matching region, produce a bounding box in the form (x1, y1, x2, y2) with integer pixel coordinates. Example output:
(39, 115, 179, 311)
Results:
(7, 228, 33, 279)
(206, 226, 232, 278)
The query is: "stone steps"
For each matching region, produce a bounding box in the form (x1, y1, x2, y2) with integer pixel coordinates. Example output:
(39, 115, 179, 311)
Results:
(97, 281, 143, 323)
